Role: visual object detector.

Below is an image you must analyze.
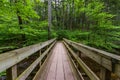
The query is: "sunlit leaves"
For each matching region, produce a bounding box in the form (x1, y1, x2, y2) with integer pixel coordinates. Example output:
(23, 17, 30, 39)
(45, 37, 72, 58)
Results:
(13, 0, 39, 21)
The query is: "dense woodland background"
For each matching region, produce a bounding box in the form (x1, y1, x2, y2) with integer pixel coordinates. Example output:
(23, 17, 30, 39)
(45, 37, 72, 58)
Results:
(0, 0, 120, 55)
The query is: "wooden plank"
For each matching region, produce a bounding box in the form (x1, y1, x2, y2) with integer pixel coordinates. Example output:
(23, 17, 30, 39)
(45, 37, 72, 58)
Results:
(64, 39, 120, 60)
(39, 50, 42, 67)
(100, 67, 106, 80)
(55, 43, 64, 80)
(65, 41, 112, 71)
(62, 45, 77, 80)
(63, 42, 84, 80)
(6, 65, 17, 80)
(63, 41, 100, 80)
(33, 44, 56, 80)
(15, 42, 56, 80)
(63, 40, 112, 71)
(34, 42, 77, 80)
(115, 64, 120, 78)
(64, 39, 120, 78)
(46, 49, 58, 80)
(0, 38, 56, 73)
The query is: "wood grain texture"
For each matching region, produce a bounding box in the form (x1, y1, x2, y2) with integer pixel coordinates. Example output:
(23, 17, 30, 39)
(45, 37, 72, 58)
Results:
(0, 38, 56, 73)
(63, 41, 100, 80)
(16, 42, 56, 80)
(63, 38, 120, 78)
(37, 42, 76, 80)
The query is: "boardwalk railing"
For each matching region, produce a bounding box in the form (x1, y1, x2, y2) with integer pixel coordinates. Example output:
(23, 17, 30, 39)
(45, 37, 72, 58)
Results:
(0, 38, 56, 80)
(63, 38, 120, 80)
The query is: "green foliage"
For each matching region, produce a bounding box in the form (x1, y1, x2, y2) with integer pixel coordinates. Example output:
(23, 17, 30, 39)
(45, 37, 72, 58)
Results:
(0, 0, 120, 55)
(56, 30, 90, 41)
(56, 30, 69, 40)
(0, 71, 6, 77)
(55, 29, 119, 53)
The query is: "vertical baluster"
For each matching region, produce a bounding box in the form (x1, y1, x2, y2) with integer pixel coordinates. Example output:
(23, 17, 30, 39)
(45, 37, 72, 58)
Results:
(39, 50, 42, 67)
(100, 67, 111, 80)
(76, 51, 80, 68)
(6, 65, 17, 80)
(100, 67, 106, 80)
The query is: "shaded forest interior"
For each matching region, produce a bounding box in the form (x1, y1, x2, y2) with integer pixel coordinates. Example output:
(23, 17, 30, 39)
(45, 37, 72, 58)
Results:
(0, 0, 120, 55)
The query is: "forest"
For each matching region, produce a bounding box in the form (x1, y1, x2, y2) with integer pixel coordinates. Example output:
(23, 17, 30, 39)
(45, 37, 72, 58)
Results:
(0, 0, 120, 79)
(0, 0, 120, 54)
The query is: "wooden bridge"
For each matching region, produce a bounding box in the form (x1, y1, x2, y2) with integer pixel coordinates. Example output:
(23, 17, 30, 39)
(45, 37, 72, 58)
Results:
(0, 38, 120, 80)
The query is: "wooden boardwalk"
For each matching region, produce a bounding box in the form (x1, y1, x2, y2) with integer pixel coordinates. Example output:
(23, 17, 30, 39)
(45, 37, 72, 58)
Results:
(1, 39, 120, 80)
(37, 42, 76, 80)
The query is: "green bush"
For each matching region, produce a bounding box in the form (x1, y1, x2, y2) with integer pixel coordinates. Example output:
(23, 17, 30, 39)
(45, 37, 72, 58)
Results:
(56, 30, 69, 40)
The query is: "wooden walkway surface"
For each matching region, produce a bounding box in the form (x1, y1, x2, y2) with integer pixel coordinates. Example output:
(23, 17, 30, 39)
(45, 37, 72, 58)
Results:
(37, 42, 76, 80)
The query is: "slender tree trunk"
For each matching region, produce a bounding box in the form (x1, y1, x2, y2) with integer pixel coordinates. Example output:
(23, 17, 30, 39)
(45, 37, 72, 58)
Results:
(48, 0, 52, 39)
(17, 14, 25, 41)
(13, 0, 26, 45)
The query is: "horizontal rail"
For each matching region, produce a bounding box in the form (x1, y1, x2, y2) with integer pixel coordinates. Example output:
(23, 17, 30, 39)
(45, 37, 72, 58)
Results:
(63, 41, 100, 80)
(0, 38, 56, 73)
(63, 38, 120, 78)
(16, 41, 56, 80)
(33, 44, 54, 80)
(64, 42, 84, 80)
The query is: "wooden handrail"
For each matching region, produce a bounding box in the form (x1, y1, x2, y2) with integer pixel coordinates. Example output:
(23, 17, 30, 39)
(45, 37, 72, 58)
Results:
(63, 39, 120, 61)
(0, 38, 56, 73)
(63, 38, 120, 78)
(63, 41, 100, 80)
(16, 41, 56, 80)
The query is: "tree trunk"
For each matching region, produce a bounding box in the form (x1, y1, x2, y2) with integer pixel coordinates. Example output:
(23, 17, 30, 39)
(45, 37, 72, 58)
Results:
(48, 0, 52, 39)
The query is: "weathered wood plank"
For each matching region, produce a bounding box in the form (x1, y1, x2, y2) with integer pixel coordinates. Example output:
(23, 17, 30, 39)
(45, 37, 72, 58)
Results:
(63, 38, 120, 60)
(64, 39, 120, 60)
(15, 41, 56, 80)
(63, 38, 120, 78)
(33, 44, 56, 80)
(34, 42, 77, 80)
(62, 45, 78, 80)
(65, 39, 120, 71)
(64, 40, 112, 70)
(6, 65, 17, 80)
(100, 67, 106, 80)
(0, 38, 56, 73)
(115, 63, 120, 78)
(63, 41, 100, 80)
(39, 50, 42, 67)
(46, 51, 58, 80)
(55, 43, 64, 80)
(63, 42, 84, 80)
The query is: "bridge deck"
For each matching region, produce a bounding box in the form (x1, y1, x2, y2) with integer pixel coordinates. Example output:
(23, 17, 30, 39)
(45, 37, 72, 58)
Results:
(37, 42, 76, 80)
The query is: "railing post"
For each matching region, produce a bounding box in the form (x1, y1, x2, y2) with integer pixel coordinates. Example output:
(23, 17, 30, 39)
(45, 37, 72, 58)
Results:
(111, 59, 120, 79)
(39, 50, 42, 67)
(100, 67, 111, 80)
(76, 51, 80, 68)
(100, 67, 106, 80)
(78, 51, 82, 58)
(6, 65, 17, 80)
(46, 45, 49, 57)
(114, 64, 120, 79)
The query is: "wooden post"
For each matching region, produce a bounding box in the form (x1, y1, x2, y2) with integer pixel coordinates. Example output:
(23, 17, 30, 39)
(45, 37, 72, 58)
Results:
(113, 64, 120, 80)
(39, 50, 42, 67)
(100, 67, 106, 80)
(76, 51, 80, 68)
(46, 45, 49, 57)
(111, 59, 120, 80)
(6, 65, 17, 80)
(47, 45, 49, 49)
(105, 69, 111, 80)
(100, 67, 111, 80)
(78, 51, 82, 58)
